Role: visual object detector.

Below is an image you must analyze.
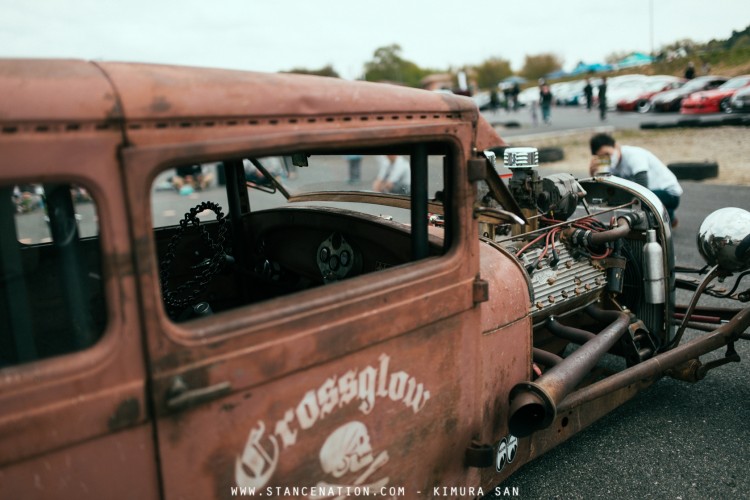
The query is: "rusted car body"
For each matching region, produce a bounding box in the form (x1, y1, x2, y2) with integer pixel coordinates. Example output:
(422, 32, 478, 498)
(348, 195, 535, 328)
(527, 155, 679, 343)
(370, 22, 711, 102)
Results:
(1, 59, 749, 499)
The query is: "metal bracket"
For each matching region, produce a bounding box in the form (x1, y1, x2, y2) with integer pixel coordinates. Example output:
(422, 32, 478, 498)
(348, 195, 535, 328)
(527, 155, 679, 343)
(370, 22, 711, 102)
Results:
(473, 278, 489, 305)
(465, 441, 494, 468)
(468, 159, 487, 182)
(696, 343, 741, 379)
(668, 343, 741, 382)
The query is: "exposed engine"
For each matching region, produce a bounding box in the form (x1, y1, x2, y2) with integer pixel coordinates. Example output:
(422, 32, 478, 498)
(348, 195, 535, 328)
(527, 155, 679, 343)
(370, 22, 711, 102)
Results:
(476, 148, 750, 439)
(482, 147, 672, 367)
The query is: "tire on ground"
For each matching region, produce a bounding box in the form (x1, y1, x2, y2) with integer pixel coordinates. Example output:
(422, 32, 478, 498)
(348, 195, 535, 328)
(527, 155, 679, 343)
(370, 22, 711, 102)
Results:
(677, 118, 701, 128)
(538, 147, 564, 163)
(696, 119, 723, 128)
(667, 161, 719, 181)
(722, 116, 744, 126)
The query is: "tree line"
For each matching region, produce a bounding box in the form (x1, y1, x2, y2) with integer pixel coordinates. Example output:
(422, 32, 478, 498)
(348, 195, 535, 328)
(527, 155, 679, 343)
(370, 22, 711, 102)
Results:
(283, 44, 562, 89)
(283, 24, 749, 90)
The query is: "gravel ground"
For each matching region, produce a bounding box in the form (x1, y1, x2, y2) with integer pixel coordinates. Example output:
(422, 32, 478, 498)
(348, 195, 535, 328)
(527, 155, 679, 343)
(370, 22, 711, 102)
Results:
(527, 126, 750, 186)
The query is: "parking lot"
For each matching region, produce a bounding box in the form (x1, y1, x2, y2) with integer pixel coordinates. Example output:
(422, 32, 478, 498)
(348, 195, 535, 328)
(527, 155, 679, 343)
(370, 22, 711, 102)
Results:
(485, 106, 750, 498)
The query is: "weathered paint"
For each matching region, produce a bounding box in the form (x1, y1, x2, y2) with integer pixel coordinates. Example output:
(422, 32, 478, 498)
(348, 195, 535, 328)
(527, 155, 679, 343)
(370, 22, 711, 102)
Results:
(2, 58, 744, 498)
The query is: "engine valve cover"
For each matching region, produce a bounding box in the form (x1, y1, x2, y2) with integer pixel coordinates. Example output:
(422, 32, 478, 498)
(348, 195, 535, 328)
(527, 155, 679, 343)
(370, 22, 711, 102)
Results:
(519, 243, 606, 318)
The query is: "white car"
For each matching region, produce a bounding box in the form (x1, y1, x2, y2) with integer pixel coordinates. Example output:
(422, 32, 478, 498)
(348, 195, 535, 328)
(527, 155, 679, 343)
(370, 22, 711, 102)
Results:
(603, 75, 650, 110)
(554, 80, 590, 106)
(517, 86, 539, 107)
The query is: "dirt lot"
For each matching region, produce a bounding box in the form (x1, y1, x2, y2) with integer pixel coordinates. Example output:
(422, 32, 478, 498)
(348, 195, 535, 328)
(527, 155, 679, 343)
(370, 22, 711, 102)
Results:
(527, 126, 750, 186)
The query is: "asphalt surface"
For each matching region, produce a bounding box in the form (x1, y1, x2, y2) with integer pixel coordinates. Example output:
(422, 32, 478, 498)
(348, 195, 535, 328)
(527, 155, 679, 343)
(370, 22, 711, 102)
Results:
(485, 108, 750, 499)
(482, 104, 742, 140)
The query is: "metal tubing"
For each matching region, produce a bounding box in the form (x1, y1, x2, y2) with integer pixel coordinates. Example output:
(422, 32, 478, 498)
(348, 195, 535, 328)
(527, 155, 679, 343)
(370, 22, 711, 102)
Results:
(589, 217, 632, 245)
(672, 321, 715, 332)
(497, 201, 637, 244)
(559, 306, 750, 413)
(533, 348, 564, 367)
(674, 305, 741, 322)
(673, 313, 722, 324)
(546, 316, 596, 344)
(670, 265, 721, 347)
(509, 305, 629, 437)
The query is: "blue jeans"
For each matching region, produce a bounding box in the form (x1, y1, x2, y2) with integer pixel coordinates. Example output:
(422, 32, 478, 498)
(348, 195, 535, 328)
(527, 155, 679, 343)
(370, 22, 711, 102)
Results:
(651, 189, 680, 221)
(541, 104, 551, 123)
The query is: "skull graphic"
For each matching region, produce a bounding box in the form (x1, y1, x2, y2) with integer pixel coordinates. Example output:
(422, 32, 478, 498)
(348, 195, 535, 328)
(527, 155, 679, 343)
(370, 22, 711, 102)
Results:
(319, 421, 374, 478)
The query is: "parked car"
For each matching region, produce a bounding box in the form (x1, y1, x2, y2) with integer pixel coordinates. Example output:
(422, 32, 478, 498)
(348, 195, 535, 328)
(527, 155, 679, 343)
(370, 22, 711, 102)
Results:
(729, 84, 750, 113)
(517, 85, 540, 106)
(680, 74, 750, 114)
(471, 90, 492, 110)
(603, 74, 651, 110)
(554, 80, 588, 106)
(2, 59, 750, 499)
(650, 75, 729, 112)
(616, 76, 686, 113)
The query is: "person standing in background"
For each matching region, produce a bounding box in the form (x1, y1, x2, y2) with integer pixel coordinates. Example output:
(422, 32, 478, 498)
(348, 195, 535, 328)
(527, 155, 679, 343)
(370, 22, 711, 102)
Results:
(511, 82, 521, 111)
(539, 83, 553, 124)
(583, 78, 594, 111)
(598, 77, 608, 121)
(346, 155, 362, 184)
(503, 85, 512, 111)
(684, 61, 696, 80)
(489, 88, 501, 114)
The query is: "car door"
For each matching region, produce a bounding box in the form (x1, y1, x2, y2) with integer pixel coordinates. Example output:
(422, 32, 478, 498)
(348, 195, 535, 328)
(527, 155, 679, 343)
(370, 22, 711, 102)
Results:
(0, 60, 157, 499)
(124, 120, 492, 498)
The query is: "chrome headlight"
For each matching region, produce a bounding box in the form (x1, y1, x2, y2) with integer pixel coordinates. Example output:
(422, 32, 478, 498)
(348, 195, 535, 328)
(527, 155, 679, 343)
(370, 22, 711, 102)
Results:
(697, 207, 750, 272)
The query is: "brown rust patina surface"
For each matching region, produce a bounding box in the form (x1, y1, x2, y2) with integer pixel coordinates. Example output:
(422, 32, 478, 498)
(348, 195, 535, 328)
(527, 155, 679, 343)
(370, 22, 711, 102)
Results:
(1, 59, 748, 499)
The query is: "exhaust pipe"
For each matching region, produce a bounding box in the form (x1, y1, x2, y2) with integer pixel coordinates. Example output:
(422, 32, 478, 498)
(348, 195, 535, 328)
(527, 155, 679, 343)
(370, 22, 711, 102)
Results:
(533, 348, 564, 367)
(546, 316, 596, 344)
(508, 305, 629, 437)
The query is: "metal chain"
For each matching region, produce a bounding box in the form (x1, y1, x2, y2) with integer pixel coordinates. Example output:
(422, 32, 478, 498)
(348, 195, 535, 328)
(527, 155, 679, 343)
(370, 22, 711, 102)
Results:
(160, 201, 227, 315)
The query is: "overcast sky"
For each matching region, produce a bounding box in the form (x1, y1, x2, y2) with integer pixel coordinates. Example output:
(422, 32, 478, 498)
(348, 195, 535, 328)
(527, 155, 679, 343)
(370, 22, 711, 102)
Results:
(1, 0, 748, 80)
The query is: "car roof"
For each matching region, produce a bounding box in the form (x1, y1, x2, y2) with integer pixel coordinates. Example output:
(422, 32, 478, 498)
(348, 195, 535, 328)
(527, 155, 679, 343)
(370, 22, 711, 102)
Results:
(97, 61, 479, 121)
(0, 59, 117, 123)
(1, 59, 497, 147)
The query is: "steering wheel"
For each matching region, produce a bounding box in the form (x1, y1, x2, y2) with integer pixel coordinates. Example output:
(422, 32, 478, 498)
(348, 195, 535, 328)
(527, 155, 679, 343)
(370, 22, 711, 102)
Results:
(160, 201, 227, 317)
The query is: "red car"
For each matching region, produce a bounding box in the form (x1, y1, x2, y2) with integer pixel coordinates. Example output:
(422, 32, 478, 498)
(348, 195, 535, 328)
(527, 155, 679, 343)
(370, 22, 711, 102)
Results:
(616, 77, 686, 113)
(680, 75, 750, 114)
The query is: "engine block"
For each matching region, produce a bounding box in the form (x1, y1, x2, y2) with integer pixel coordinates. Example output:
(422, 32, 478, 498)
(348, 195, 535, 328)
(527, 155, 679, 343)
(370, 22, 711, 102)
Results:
(517, 242, 606, 321)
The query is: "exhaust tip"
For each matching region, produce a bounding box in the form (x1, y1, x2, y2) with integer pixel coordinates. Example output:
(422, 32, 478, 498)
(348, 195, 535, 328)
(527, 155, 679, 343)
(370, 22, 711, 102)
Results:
(508, 383, 556, 438)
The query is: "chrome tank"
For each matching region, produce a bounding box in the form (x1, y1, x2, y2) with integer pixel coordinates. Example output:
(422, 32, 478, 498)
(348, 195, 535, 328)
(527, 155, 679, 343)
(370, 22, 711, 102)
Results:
(697, 207, 750, 272)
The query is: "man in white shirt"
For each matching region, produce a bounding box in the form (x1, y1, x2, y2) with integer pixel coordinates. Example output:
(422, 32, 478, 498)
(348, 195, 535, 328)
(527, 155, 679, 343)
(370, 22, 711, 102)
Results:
(373, 155, 411, 195)
(589, 133, 683, 227)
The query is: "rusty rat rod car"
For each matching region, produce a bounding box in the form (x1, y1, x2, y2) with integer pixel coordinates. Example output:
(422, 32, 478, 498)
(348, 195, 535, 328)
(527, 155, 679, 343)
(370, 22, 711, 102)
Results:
(1, 59, 750, 499)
